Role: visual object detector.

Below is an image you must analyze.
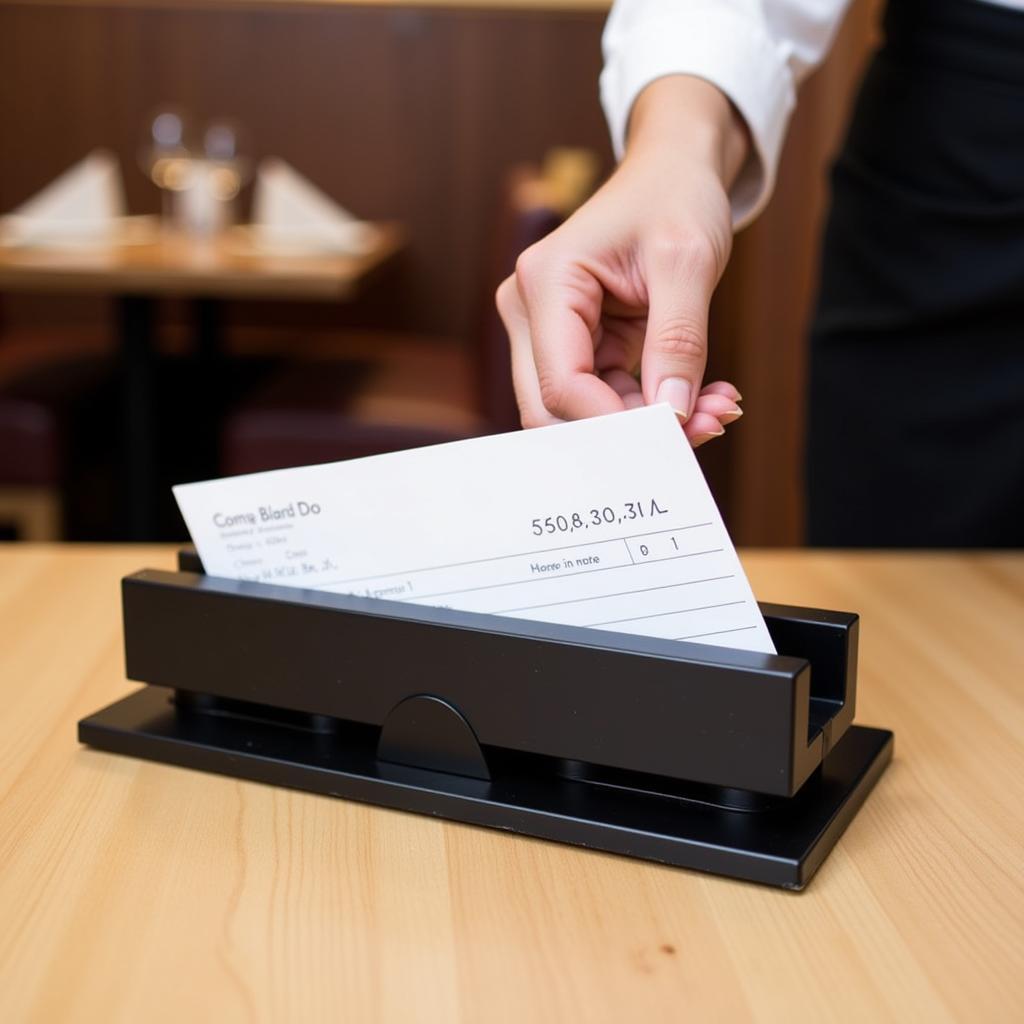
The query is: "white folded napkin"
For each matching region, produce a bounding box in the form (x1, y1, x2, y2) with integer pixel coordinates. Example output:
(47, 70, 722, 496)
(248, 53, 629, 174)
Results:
(0, 150, 128, 247)
(249, 157, 379, 255)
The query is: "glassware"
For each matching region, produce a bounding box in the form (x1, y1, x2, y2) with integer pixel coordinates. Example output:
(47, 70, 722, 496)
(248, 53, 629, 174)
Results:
(140, 110, 250, 236)
(139, 107, 195, 225)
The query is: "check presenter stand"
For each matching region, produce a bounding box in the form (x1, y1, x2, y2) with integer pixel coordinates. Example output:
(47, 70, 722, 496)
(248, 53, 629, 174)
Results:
(79, 548, 893, 889)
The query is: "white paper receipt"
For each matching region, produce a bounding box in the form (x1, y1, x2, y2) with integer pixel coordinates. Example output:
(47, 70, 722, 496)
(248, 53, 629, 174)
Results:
(174, 404, 776, 654)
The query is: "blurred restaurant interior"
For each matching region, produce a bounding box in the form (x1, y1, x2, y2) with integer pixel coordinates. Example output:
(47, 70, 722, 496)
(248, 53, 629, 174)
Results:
(0, 0, 882, 546)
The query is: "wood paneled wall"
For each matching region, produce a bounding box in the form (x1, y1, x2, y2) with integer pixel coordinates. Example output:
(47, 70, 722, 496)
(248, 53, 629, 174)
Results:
(0, 0, 881, 544)
(0, 1, 612, 339)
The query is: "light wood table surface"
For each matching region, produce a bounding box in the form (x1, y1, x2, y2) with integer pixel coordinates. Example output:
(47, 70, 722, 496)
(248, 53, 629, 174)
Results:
(0, 222, 405, 301)
(1, 545, 1022, 1022)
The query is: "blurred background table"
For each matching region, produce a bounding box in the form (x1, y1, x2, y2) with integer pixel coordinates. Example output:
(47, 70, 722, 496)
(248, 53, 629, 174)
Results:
(0, 223, 405, 301)
(0, 224, 404, 539)
(1, 545, 1021, 1022)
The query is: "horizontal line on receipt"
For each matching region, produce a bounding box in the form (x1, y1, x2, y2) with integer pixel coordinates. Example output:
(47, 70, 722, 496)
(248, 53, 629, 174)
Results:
(586, 600, 745, 629)
(495, 574, 735, 615)
(673, 625, 758, 642)
(632, 549, 723, 569)
(404, 549, 725, 603)
(315, 522, 713, 588)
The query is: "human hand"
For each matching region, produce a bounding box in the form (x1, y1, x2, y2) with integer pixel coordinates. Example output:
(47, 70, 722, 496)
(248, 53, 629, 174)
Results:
(496, 76, 749, 446)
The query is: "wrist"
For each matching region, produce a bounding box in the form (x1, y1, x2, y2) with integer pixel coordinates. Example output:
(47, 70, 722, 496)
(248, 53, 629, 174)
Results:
(624, 75, 750, 190)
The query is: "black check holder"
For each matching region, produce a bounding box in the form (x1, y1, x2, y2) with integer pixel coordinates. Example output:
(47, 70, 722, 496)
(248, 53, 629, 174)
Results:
(79, 547, 892, 889)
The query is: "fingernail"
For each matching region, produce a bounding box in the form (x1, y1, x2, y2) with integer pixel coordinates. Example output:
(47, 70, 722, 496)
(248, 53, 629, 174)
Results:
(691, 429, 726, 447)
(656, 378, 692, 420)
(718, 406, 743, 425)
(734, 391, 744, 403)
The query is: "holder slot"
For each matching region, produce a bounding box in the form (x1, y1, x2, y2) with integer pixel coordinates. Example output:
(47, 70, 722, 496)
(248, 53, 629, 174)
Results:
(121, 567, 857, 796)
(76, 551, 892, 889)
(174, 546, 857, 750)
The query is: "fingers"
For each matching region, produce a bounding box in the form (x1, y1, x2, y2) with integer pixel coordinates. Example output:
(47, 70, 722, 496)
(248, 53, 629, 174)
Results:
(700, 380, 743, 404)
(639, 236, 718, 420)
(600, 368, 644, 409)
(498, 224, 743, 447)
(683, 390, 741, 447)
(685, 411, 726, 447)
(500, 268, 745, 446)
(513, 246, 626, 422)
(496, 276, 563, 428)
(602, 370, 742, 444)
(693, 390, 743, 425)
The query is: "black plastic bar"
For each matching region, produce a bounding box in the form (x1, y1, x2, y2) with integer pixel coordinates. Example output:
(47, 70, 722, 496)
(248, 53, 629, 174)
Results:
(174, 546, 859, 747)
(121, 568, 855, 796)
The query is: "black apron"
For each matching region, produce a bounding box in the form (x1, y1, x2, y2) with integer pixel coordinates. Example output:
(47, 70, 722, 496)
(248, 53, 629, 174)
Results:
(806, 0, 1024, 546)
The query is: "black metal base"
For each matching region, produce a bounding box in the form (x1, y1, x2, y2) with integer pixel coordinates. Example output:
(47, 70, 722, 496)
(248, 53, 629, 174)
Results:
(79, 686, 893, 890)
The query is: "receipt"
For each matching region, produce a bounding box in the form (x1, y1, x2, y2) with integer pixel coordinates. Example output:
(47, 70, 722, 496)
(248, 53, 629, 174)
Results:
(174, 404, 776, 654)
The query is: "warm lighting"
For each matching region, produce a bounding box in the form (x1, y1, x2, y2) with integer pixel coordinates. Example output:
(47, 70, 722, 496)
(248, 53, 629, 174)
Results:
(150, 156, 194, 192)
(208, 165, 241, 202)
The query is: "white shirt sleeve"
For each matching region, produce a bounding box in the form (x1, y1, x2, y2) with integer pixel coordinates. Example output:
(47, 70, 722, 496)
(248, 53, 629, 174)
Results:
(601, 0, 853, 228)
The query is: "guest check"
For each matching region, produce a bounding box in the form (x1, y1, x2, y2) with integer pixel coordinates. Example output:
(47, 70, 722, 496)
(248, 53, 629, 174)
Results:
(174, 404, 776, 654)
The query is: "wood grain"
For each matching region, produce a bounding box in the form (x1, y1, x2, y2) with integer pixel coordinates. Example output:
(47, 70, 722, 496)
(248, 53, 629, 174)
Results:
(0, 224, 405, 300)
(1, 545, 1022, 1021)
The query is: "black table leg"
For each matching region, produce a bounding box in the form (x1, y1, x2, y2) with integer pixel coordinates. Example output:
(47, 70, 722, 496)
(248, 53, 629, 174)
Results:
(117, 295, 159, 540)
(193, 297, 224, 367)
(190, 298, 227, 484)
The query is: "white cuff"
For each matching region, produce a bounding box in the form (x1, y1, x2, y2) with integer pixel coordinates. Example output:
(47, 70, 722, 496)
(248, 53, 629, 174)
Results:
(600, 7, 795, 229)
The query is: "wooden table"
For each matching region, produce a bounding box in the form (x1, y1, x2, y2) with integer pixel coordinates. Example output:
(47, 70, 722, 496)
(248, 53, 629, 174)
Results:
(0, 223, 405, 301)
(0, 224, 404, 539)
(1, 546, 1021, 1022)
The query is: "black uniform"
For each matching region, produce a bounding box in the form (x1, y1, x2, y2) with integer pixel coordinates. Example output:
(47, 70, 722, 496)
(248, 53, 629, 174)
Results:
(807, 0, 1024, 546)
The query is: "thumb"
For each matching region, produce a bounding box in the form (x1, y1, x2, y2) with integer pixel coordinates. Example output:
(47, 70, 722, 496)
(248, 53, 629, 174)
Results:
(639, 239, 716, 421)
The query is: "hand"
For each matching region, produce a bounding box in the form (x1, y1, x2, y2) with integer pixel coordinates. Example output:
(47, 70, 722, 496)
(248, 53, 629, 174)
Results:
(496, 76, 749, 446)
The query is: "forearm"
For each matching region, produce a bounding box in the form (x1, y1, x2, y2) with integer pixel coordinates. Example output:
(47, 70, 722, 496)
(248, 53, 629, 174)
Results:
(602, 0, 852, 227)
(625, 75, 751, 193)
